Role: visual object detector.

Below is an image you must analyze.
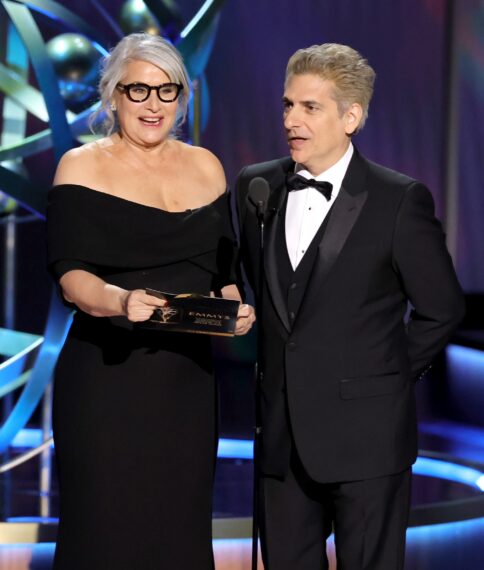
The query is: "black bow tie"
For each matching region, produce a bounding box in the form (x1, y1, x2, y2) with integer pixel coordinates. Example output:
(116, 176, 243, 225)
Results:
(286, 173, 333, 201)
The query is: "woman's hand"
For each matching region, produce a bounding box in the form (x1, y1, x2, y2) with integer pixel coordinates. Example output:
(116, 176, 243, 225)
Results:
(234, 303, 256, 336)
(122, 289, 166, 322)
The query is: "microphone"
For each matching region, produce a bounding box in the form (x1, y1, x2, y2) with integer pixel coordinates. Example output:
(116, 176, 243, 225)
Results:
(248, 177, 270, 219)
(247, 175, 270, 570)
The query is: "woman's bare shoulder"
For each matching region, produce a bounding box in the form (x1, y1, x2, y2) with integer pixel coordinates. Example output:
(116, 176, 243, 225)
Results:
(53, 137, 114, 187)
(179, 143, 226, 196)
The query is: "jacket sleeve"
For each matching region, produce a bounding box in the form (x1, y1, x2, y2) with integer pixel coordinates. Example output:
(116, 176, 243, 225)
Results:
(392, 182, 465, 378)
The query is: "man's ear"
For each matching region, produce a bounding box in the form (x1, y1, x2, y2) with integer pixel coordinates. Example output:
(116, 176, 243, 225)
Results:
(345, 103, 363, 135)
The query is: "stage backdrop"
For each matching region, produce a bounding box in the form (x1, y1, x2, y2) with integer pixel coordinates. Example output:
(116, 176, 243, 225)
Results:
(1, 0, 483, 315)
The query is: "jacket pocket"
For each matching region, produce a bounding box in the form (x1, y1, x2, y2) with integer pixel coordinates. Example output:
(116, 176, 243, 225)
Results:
(339, 372, 403, 400)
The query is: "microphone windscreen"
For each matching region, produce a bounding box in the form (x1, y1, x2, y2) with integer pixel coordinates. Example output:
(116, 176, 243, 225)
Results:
(248, 177, 270, 214)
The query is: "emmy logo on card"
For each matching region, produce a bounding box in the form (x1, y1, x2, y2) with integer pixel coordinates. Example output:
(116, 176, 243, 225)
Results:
(154, 305, 180, 323)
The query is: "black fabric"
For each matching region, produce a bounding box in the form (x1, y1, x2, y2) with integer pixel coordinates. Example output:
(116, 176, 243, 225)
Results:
(276, 196, 333, 324)
(47, 184, 238, 570)
(260, 454, 411, 570)
(47, 184, 238, 289)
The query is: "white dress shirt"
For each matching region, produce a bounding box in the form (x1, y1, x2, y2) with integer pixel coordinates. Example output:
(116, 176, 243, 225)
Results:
(285, 143, 354, 270)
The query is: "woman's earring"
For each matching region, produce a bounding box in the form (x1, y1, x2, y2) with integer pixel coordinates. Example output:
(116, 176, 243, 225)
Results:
(110, 103, 116, 112)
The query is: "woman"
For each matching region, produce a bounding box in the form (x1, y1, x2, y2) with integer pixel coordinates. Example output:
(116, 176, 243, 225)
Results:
(47, 33, 255, 569)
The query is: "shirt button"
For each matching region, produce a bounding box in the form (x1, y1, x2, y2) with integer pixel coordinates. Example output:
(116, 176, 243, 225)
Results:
(290, 283, 297, 290)
(287, 342, 296, 351)
(289, 311, 295, 320)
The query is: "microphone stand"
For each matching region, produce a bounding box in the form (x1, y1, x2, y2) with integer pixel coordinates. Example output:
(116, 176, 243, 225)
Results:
(252, 199, 266, 570)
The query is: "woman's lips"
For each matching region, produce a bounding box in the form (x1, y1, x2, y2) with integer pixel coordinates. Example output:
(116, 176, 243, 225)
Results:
(139, 117, 162, 126)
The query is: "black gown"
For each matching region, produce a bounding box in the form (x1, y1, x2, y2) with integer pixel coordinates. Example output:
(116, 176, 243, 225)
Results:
(47, 185, 238, 570)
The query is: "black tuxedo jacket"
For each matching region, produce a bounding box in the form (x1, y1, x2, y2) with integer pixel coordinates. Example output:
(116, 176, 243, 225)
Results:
(236, 149, 465, 484)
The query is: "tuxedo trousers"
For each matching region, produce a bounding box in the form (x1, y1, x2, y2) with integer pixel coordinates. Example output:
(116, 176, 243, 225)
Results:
(260, 449, 411, 570)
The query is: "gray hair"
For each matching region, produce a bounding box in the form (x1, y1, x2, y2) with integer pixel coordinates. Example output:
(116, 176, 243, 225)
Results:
(90, 33, 190, 135)
(285, 43, 375, 132)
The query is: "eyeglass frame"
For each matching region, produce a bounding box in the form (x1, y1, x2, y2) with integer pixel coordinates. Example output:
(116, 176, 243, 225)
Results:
(115, 82, 184, 103)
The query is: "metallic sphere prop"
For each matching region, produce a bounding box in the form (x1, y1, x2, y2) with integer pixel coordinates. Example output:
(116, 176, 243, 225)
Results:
(46, 33, 101, 108)
(119, 0, 161, 36)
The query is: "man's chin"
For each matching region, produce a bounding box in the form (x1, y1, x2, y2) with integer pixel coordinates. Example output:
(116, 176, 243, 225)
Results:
(289, 149, 306, 164)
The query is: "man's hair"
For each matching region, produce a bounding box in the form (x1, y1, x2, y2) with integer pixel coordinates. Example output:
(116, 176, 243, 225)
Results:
(285, 43, 376, 132)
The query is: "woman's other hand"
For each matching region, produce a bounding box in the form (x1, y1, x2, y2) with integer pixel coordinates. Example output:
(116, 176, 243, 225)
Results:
(234, 303, 256, 336)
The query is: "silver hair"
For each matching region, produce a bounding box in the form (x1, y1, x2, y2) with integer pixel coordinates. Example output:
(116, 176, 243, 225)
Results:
(286, 43, 375, 132)
(89, 33, 190, 136)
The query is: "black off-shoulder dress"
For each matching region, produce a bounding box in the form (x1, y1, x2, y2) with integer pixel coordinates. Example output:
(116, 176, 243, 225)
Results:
(47, 185, 238, 570)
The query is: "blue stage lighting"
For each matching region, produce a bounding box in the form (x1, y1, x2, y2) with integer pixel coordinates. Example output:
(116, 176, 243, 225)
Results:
(217, 438, 253, 459)
(413, 456, 484, 491)
(9, 430, 484, 494)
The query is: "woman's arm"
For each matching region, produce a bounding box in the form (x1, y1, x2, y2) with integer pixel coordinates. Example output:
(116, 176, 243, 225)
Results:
(60, 270, 164, 322)
(52, 146, 165, 322)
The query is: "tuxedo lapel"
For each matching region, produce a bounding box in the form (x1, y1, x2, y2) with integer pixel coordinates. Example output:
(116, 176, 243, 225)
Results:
(263, 160, 293, 333)
(313, 187, 367, 283)
(302, 149, 369, 304)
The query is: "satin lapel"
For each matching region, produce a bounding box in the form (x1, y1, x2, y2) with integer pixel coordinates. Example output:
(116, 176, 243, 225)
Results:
(313, 186, 367, 285)
(264, 169, 292, 333)
(304, 149, 369, 295)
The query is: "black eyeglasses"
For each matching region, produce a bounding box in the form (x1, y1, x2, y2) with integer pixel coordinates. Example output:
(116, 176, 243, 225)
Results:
(116, 82, 184, 103)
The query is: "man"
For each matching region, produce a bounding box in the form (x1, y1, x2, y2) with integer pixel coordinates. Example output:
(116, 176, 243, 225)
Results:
(236, 44, 465, 570)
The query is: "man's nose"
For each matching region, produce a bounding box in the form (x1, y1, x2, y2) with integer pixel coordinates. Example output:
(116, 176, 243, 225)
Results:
(284, 106, 300, 129)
